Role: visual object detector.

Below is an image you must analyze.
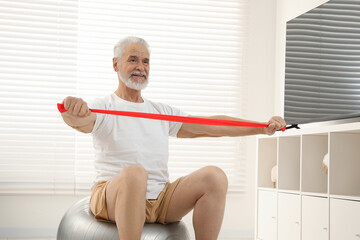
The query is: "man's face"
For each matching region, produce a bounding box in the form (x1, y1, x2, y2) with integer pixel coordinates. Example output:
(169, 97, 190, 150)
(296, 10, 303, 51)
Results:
(118, 43, 150, 90)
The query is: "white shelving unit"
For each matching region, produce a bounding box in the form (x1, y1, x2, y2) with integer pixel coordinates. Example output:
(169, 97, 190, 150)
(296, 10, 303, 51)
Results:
(255, 122, 360, 240)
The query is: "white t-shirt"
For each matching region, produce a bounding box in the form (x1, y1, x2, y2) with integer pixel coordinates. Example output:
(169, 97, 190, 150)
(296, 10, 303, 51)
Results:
(89, 93, 187, 199)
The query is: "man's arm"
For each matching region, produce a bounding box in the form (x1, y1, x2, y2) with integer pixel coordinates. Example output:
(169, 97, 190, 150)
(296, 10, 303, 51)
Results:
(60, 96, 97, 134)
(177, 115, 286, 138)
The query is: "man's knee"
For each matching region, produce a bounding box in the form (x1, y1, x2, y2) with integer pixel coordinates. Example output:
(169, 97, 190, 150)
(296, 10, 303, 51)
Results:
(201, 166, 228, 194)
(114, 165, 148, 190)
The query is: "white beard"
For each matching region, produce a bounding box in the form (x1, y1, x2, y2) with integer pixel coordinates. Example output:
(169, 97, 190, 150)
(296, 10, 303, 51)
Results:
(118, 70, 148, 91)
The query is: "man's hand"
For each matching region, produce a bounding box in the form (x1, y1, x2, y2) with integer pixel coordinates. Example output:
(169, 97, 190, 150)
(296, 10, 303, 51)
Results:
(62, 96, 91, 118)
(264, 116, 286, 135)
(60, 96, 96, 133)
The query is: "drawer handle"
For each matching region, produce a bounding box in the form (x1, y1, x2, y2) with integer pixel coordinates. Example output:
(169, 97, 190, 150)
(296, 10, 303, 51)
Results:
(355, 234, 360, 238)
(323, 227, 328, 231)
(295, 221, 300, 225)
(272, 216, 276, 219)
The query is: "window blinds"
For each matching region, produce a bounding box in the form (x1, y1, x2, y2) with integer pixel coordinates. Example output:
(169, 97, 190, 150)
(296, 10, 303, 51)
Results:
(0, 0, 248, 195)
(284, 0, 360, 124)
(0, 0, 79, 194)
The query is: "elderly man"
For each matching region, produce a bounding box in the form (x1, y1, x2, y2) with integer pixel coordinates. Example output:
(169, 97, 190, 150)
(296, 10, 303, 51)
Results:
(60, 36, 286, 240)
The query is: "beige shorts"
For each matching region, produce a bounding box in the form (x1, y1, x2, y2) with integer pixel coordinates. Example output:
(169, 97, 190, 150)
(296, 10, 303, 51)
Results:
(90, 178, 182, 224)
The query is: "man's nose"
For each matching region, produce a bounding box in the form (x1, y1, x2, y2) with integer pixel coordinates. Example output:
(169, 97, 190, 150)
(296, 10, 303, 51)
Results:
(135, 63, 145, 71)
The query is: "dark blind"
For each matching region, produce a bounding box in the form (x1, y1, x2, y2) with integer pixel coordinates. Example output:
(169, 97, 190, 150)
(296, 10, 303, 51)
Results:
(284, 0, 360, 124)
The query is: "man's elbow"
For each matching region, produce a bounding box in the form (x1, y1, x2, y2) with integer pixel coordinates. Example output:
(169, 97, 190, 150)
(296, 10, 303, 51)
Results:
(71, 125, 93, 134)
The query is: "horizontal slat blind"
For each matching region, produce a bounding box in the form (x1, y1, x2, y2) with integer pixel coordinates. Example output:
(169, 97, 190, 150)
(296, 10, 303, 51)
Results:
(0, 0, 78, 194)
(0, 0, 248, 195)
(284, 0, 360, 124)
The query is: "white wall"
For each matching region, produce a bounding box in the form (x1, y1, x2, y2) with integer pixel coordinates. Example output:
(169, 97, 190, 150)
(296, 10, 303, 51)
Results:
(242, 1, 278, 238)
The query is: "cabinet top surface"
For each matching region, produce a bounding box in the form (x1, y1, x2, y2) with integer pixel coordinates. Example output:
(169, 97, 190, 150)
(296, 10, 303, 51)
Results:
(258, 122, 360, 139)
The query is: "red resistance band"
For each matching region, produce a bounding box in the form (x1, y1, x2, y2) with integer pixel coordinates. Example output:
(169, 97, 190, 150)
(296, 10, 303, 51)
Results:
(57, 103, 286, 131)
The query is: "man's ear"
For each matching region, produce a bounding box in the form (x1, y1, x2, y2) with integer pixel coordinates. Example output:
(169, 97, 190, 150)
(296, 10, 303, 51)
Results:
(113, 57, 118, 72)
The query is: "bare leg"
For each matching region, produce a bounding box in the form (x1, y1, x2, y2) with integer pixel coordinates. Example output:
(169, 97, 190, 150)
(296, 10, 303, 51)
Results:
(165, 166, 228, 240)
(105, 165, 148, 240)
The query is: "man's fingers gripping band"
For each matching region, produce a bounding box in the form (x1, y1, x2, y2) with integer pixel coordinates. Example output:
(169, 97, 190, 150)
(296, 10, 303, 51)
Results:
(57, 103, 286, 131)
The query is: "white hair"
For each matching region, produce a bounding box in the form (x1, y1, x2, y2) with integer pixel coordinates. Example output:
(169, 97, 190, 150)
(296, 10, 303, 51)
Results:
(114, 36, 150, 60)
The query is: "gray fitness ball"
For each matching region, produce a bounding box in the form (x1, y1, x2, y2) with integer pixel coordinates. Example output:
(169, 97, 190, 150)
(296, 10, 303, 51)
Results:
(57, 196, 191, 240)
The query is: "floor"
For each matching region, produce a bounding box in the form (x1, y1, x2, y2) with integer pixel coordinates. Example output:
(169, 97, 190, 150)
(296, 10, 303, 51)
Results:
(0, 238, 251, 240)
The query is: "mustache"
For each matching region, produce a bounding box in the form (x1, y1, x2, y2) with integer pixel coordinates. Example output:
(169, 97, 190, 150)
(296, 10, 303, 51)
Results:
(129, 70, 147, 79)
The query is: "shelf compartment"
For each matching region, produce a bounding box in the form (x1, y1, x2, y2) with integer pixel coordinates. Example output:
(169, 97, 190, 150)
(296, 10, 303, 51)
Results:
(301, 134, 328, 194)
(257, 138, 278, 188)
(329, 132, 360, 197)
(278, 136, 301, 191)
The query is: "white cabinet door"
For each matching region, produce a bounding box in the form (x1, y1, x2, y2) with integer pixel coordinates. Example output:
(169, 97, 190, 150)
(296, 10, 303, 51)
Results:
(278, 193, 301, 240)
(330, 198, 360, 240)
(257, 190, 277, 240)
(302, 196, 328, 240)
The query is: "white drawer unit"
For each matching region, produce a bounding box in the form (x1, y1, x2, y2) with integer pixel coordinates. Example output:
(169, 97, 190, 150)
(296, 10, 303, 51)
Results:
(330, 198, 360, 240)
(255, 122, 360, 240)
(257, 190, 277, 240)
(302, 195, 328, 240)
(278, 193, 300, 240)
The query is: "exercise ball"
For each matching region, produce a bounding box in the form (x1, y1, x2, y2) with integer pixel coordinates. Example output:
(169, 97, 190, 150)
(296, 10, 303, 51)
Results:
(57, 196, 190, 240)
